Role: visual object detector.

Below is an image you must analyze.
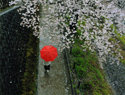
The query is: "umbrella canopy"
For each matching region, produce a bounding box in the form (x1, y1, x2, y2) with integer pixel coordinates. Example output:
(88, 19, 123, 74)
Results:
(40, 45, 58, 62)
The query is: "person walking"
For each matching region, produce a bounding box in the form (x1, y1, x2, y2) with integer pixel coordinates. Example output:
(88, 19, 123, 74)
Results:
(40, 45, 58, 76)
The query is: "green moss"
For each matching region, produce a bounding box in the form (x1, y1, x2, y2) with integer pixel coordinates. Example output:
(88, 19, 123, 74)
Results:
(82, 21, 86, 26)
(66, 13, 116, 95)
(78, 20, 86, 26)
(101, 89, 110, 95)
(72, 46, 83, 57)
(108, 37, 115, 43)
(89, 28, 93, 33)
(120, 35, 125, 45)
(76, 89, 80, 93)
(94, 5, 97, 9)
(121, 59, 125, 64)
(94, 68, 103, 81)
(75, 20, 86, 38)
(105, 17, 109, 20)
(20, 4, 40, 94)
(93, 91, 102, 95)
(82, 82, 92, 90)
(76, 28, 82, 36)
(117, 56, 125, 64)
(84, 15, 90, 18)
(77, 21, 81, 26)
(99, 16, 105, 23)
(75, 65, 87, 78)
(75, 57, 85, 65)
(70, 42, 114, 95)
(64, 13, 71, 26)
(110, 24, 125, 45)
(73, 84, 76, 88)
(74, 38, 85, 45)
(107, 24, 125, 67)
(65, 14, 70, 19)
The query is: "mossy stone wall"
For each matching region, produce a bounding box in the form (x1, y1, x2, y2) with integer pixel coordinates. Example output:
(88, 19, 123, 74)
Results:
(0, 6, 30, 95)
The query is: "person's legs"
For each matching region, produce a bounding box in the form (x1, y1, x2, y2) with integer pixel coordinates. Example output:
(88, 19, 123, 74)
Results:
(48, 65, 50, 70)
(47, 65, 50, 72)
(44, 65, 48, 71)
(44, 65, 49, 76)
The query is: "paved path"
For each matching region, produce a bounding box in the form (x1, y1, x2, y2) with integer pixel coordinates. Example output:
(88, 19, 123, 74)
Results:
(36, 3, 72, 95)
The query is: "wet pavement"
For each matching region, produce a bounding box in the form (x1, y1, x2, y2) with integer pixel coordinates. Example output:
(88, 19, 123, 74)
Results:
(36, 3, 72, 95)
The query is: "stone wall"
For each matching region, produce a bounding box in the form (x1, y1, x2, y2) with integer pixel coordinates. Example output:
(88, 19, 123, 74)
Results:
(0, 6, 30, 95)
(94, 44, 125, 95)
(102, 53, 125, 95)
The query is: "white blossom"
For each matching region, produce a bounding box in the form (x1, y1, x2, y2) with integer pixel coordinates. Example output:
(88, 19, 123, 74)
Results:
(8, 0, 125, 69)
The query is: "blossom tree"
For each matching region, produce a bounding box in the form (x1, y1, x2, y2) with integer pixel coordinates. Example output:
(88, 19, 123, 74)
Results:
(9, 0, 125, 69)
(53, 0, 125, 68)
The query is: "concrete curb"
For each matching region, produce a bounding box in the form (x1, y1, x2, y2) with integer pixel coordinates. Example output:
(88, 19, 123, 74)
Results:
(63, 48, 76, 95)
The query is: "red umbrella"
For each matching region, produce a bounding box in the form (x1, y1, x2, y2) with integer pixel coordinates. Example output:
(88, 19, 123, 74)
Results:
(40, 45, 58, 62)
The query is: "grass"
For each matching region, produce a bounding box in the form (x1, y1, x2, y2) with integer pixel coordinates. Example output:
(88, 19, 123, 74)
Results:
(64, 14, 117, 94)
(70, 29, 114, 95)
(70, 41, 115, 95)
(68, 13, 125, 94)
(71, 46, 84, 57)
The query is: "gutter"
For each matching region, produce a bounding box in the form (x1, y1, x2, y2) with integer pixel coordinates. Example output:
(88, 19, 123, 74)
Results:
(64, 48, 76, 95)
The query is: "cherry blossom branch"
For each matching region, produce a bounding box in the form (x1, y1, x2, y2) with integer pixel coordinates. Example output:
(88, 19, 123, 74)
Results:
(9, 0, 125, 69)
